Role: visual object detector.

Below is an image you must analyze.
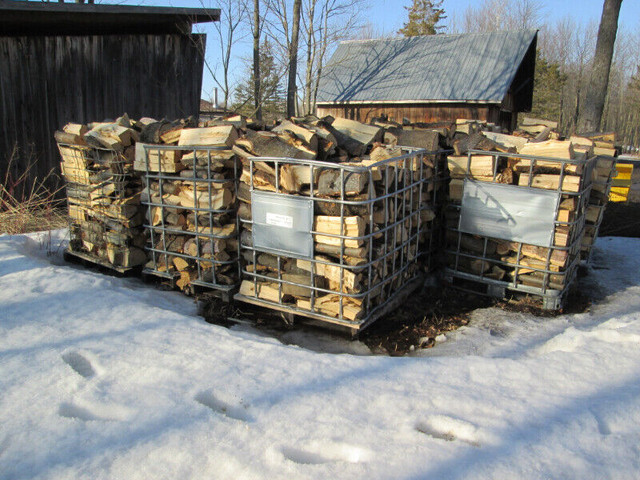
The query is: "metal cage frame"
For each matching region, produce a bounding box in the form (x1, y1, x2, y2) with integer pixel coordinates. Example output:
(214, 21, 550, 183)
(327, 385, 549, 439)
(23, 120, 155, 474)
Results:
(59, 142, 143, 272)
(444, 149, 597, 310)
(139, 144, 241, 292)
(235, 146, 448, 331)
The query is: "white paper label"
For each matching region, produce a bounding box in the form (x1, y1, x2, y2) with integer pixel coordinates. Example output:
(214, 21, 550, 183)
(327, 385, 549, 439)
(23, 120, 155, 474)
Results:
(266, 212, 294, 229)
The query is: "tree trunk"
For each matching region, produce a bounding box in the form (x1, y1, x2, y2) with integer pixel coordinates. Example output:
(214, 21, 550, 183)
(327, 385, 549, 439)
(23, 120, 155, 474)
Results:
(304, 0, 317, 116)
(577, 0, 623, 133)
(287, 0, 302, 117)
(253, 0, 262, 121)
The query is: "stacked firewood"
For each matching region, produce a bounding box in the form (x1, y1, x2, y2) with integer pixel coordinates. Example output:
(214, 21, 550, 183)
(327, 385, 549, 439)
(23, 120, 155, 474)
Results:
(444, 124, 598, 293)
(570, 134, 617, 258)
(56, 116, 146, 269)
(135, 124, 240, 290)
(234, 115, 446, 323)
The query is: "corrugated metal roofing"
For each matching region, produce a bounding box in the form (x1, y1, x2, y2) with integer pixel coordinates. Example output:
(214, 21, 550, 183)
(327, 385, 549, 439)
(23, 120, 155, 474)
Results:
(316, 30, 537, 104)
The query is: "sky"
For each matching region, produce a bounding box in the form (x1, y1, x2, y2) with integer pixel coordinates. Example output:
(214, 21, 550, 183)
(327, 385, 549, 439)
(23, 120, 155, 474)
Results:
(97, 0, 640, 102)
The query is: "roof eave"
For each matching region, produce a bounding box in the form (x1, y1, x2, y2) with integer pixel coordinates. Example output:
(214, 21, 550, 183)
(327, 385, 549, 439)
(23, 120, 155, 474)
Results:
(0, 1, 219, 36)
(316, 99, 504, 106)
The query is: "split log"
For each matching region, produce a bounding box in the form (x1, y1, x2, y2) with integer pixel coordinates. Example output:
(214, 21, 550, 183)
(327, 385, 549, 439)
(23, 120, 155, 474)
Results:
(313, 216, 366, 248)
(296, 295, 363, 321)
(517, 140, 574, 159)
(518, 173, 581, 192)
(331, 117, 383, 151)
(317, 169, 368, 196)
(134, 143, 184, 172)
(453, 132, 512, 156)
(55, 130, 87, 146)
(506, 243, 568, 268)
(236, 130, 315, 160)
(272, 120, 319, 153)
(178, 125, 238, 147)
(448, 155, 496, 178)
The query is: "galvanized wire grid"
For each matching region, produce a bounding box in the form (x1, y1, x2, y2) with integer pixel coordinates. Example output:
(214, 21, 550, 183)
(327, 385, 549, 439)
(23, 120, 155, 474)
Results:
(580, 155, 616, 263)
(444, 149, 597, 310)
(58, 143, 133, 256)
(140, 144, 240, 292)
(236, 147, 442, 329)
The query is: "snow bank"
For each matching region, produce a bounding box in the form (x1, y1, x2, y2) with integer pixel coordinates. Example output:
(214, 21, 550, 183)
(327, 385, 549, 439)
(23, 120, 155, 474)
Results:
(1, 231, 640, 479)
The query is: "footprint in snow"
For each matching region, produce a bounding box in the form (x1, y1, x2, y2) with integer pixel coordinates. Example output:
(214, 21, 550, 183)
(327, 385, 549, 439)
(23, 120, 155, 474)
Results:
(416, 415, 481, 447)
(591, 411, 612, 436)
(62, 351, 95, 379)
(280, 442, 372, 465)
(194, 390, 254, 422)
(58, 401, 129, 422)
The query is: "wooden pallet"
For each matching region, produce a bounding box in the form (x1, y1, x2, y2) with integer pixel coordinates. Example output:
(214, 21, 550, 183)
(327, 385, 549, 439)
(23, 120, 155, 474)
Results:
(234, 273, 425, 336)
(142, 267, 238, 300)
(443, 268, 569, 310)
(63, 249, 140, 275)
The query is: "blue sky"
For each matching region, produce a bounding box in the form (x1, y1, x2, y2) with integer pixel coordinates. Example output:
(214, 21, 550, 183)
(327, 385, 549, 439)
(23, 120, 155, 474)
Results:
(100, 0, 640, 101)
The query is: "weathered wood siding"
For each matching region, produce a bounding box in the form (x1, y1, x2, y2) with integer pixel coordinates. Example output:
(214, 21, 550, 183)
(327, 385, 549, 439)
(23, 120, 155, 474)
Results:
(0, 34, 205, 196)
(316, 103, 511, 129)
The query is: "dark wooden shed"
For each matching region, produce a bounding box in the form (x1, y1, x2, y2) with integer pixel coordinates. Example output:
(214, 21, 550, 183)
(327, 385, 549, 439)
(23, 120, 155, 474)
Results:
(316, 30, 537, 132)
(0, 0, 219, 197)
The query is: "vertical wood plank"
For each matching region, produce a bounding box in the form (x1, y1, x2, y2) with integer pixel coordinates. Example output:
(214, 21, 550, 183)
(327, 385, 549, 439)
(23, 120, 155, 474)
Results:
(0, 33, 205, 197)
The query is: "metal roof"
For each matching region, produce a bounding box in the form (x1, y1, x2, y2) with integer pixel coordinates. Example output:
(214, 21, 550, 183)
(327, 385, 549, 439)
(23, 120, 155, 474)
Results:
(0, 0, 219, 36)
(316, 30, 537, 104)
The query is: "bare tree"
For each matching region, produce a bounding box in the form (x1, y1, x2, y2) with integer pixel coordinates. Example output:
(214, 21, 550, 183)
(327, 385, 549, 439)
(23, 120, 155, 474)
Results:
(462, 0, 544, 32)
(253, 0, 262, 120)
(199, 0, 248, 110)
(578, 0, 623, 133)
(267, 0, 363, 117)
(301, 0, 363, 115)
(287, 0, 302, 116)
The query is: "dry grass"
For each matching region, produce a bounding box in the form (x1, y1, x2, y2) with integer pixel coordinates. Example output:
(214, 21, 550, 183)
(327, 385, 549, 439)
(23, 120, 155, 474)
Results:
(0, 146, 68, 235)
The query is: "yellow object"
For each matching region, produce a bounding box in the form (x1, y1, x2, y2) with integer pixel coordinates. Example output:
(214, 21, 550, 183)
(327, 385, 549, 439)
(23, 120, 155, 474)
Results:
(608, 163, 633, 202)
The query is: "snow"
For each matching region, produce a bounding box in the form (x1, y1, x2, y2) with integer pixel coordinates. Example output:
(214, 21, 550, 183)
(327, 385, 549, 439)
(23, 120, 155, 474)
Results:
(2, 231, 640, 479)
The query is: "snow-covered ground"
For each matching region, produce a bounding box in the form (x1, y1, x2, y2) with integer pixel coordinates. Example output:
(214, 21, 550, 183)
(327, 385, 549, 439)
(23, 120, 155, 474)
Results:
(1, 231, 640, 479)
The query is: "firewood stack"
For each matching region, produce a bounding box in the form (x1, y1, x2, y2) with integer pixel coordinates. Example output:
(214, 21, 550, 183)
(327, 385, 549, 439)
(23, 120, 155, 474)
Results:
(570, 134, 617, 260)
(135, 124, 241, 292)
(56, 116, 146, 270)
(234, 116, 446, 326)
(444, 126, 597, 307)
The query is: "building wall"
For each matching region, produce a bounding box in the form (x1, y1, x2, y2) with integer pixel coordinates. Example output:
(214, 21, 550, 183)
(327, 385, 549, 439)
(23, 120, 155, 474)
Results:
(316, 103, 513, 129)
(0, 34, 205, 195)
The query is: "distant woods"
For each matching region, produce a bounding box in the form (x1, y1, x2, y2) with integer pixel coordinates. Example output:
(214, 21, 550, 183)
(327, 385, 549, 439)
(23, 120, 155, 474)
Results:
(202, 0, 638, 146)
(392, 0, 635, 145)
(200, 0, 363, 122)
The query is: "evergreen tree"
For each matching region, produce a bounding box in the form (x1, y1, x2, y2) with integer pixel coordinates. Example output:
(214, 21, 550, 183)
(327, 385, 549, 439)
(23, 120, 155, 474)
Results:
(233, 40, 286, 121)
(398, 0, 445, 36)
(530, 50, 567, 123)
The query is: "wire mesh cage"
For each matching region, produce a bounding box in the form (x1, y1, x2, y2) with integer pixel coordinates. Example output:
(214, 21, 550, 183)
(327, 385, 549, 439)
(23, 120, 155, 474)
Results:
(444, 149, 597, 310)
(58, 143, 145, 271)
(580, 155, 616, 263)
(138, 144, 241, 293)
(234, 146, 446, 331)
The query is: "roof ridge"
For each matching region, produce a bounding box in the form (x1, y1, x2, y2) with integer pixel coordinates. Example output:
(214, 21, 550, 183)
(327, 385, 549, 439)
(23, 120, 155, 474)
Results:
(340, 29, 537, 45)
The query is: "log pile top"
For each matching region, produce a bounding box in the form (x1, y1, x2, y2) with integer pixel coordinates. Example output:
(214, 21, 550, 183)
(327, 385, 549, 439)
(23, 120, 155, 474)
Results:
(229, 114, 449, 325)
(56, 114, 146, 270)
(443, 117, 618, 300)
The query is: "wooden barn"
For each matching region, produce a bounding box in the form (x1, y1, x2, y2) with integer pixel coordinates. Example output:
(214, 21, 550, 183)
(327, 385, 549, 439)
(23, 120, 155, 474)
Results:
(0, 0, 219, 196)
(316, 30, 537, 132)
